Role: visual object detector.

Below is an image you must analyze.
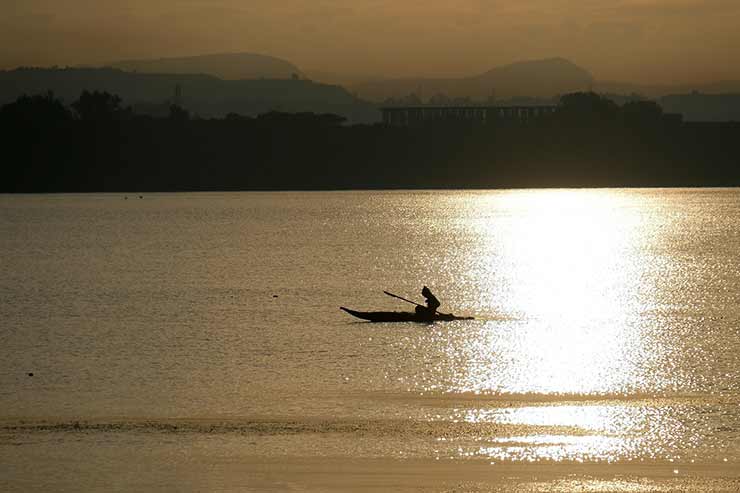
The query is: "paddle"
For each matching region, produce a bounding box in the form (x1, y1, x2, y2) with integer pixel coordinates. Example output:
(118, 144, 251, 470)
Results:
(383, 290, 424, 308)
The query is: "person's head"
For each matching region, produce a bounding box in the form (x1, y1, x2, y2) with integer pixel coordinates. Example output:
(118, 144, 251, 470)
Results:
(422, 286, 431, 296)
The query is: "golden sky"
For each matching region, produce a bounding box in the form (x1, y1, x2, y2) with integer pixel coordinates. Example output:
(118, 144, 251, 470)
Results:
(2, 0, 739, 84)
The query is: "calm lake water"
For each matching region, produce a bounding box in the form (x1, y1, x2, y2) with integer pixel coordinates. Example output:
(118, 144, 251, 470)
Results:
(2, 189, 740, 489)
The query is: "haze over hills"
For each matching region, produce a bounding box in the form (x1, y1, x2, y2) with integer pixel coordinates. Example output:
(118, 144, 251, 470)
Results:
(89, 53, 740, 101)
(105, 53, 304, 81)
(341, 56, 740, 106)
(349, 58, 595, 102)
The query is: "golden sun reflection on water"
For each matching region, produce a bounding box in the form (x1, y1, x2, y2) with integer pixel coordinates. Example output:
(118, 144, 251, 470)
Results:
(459, 190, 661, 395)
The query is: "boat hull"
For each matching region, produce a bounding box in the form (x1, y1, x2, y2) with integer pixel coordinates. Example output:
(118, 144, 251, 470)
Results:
(340, 307, 473, 322)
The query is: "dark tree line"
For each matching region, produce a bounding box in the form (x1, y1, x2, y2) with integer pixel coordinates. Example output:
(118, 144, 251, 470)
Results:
(1, 90, 739, 192)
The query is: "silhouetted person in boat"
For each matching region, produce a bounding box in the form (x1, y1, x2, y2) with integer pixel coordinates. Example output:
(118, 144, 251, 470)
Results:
(415, 286, 440, 318)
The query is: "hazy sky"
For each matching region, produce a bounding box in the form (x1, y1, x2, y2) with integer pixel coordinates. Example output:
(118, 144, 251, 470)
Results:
(2, 0, 739, 84)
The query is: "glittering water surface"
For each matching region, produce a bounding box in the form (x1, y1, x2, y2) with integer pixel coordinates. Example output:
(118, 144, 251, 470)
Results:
(1, 189, 740, 477)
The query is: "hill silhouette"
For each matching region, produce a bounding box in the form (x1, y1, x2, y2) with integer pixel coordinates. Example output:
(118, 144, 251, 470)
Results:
(351, 58, 594, 101)
(105, 52, 303, 80)
(0, 67, 377, 122)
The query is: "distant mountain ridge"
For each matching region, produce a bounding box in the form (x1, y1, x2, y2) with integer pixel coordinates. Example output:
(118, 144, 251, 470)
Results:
(97, 53, 740, 102)
(105, 53, 304, 81)
(350, 58, 595, 101)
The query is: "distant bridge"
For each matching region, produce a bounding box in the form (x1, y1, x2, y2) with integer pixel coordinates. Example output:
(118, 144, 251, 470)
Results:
(380, 105, 557, 126)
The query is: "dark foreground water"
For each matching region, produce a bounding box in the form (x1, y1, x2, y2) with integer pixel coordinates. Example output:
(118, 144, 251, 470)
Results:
(1, 189, 739, 490)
